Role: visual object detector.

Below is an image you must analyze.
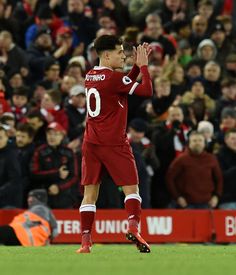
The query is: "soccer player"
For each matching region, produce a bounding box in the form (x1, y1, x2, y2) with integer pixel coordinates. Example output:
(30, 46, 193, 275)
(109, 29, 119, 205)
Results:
(77, 35, 153, 254)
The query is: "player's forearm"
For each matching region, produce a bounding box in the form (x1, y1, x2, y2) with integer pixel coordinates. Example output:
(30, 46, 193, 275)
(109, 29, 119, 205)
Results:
(127, 64, 140, 80)
(134, 65, 153, 97)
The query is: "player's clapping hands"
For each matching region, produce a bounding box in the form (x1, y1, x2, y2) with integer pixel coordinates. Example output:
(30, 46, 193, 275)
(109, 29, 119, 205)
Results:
(134, 43, 152, 68)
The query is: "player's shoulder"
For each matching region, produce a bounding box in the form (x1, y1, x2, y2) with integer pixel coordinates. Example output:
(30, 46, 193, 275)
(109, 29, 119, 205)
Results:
(111, 71, 133, 86)
(85, 66, 113, 82)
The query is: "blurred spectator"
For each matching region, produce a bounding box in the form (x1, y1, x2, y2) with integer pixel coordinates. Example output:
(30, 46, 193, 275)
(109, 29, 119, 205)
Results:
(0, 125, 22, 208)
(189, 15, 208, 52)
(197, 0, 215, 31)
(122, 26, 140, 46)
(148, 63, 163, 81)
(224, 53, 236, 78)
(128, 0, 161, 28)
(86, 42, 98, 70)
(210, 20, 235, 65)
(196, 39, 217, 68)
(216, 14, 236, 42)
(158, 0, 188, 33)
(167, 62, 186, 96)
(60, 75, 77, 100)
(0, 189, 58, 246)
(63, 0, 98, 50)
(96, 9, 117, 35)
(65, 84, 86, 141)
(0, 0, 19, 42)
(1, 112, 16, 144)
(15, 123, 35, 207)
(25, 3, 62, 49)
(12, 0, 39, 48)
(197, 120, 218, 153)
(8, 71, 25, 98)
(217, 129, 236, 210)
(181, 78, 215, 126)
(185, 60, 202, 87)
(143, 76, 178, 123)
(53, 26, 73, 73)
(40, 89, 69, 132)
(174, 20, 191, 41)
(148, 42, 164, 64)
(0, 30, 29, 79)
(140, 20, 176, 58)
(167, 131, 223, 209)
(0, 78, 11, 115)
(215, 0, 236, 34)
(26, 110, 47, 147)
(30, 122, 79, 208)
(203, 61, 222, 100)
(177, 39, 193, 67)
(215, 107, 236, 145)
(38, 59, 61, 90)
(27, 26, 54, 85)
(151, 105, 190, 208)
(64, 62, 85, 86)
(98, 0, 130, 33)
(215, 78, 236, 122)
(11, 86, 30, 124)
(128, 118, 160, 208)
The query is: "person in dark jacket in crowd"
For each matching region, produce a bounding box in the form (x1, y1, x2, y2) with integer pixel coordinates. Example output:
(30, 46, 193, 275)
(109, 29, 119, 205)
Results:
(166, 131, 223, 209)
(151, 105, 190, 208)
(214, 78, 236, 123)
(217, 129, 236, 209)
(0, 189, 58, 246)
(30, 122, 79, 208)
(0, 124, 22, 208)
(140, 20, 176, 58)
(26, 26, 54, 85)
(128, 118, 160, 208)
(26, 110, 47, 147)
(15, 123, 35, 207)
(0, 30, 29, 79)
(65, 84, 86, 141)
(215, 107, 236, 145)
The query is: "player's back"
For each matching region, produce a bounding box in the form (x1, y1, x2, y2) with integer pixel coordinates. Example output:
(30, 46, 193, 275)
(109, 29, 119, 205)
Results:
(84, 66, 129, 146)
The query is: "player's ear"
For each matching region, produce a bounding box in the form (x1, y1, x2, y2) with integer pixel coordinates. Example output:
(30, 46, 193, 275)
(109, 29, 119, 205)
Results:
(103, 50, 110, 60)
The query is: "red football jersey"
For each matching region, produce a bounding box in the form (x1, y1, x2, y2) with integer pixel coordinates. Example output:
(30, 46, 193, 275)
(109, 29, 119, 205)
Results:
(84, 66, 141, 145)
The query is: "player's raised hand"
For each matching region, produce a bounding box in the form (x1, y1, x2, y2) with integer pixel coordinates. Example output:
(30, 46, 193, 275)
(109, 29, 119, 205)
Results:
(142, 42, 152, 57)
(136, 45, 148, 68)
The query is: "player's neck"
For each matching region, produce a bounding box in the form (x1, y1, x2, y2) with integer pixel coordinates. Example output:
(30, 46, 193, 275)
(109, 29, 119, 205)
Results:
(99, 61, 114, 70)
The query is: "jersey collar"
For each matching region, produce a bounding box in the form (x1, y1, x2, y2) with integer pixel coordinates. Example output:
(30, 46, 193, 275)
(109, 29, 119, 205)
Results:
(93, 66, 113, 71)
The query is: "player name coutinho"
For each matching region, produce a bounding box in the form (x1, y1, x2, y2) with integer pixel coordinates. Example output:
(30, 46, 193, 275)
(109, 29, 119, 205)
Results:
(85, 74, 106, 81)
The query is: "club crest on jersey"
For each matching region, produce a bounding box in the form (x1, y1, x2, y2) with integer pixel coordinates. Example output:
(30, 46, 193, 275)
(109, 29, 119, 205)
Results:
(122, 76, 132, 85)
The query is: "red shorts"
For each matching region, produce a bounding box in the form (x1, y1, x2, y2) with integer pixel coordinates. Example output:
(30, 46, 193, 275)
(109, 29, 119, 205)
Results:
(81, 141, 139, 186)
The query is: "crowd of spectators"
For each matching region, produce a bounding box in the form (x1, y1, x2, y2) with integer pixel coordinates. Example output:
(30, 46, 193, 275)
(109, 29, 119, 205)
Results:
(0, 0, 236, 210)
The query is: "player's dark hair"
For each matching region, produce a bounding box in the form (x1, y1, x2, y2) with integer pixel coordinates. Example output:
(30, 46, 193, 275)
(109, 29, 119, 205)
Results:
(93, 35, 123, 55)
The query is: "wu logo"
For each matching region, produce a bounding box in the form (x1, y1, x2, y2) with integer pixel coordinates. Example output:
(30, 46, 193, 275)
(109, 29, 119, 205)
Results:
(146, 216, 172, 235)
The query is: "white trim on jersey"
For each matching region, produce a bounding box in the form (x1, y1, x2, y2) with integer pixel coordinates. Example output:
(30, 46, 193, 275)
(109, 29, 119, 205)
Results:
(93, 66, 113, 71)
(124, 194, 142, 203)
(129, 82, 139, 95)
(80, 204, 96, 212)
